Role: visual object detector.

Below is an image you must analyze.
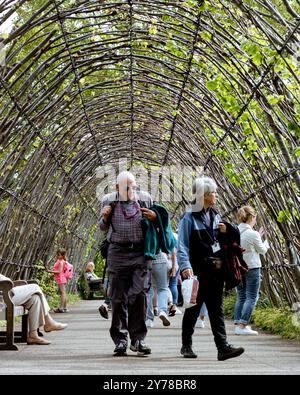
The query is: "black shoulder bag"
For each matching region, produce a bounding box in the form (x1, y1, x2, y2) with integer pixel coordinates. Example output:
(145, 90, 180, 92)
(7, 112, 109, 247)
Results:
(100, 202, 116, 259)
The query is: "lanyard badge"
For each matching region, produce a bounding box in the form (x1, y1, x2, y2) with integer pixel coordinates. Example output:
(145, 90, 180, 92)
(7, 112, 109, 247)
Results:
(212, 242, 221, 254)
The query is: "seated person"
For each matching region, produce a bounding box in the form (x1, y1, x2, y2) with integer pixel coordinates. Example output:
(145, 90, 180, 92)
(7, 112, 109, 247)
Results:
(84, 262, 101, 282)
(0, 274, 67, 345)
(85, 262, 109, 320)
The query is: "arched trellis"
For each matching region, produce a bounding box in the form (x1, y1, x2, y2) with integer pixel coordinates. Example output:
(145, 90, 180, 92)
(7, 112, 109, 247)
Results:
(0, 0, 299, 305)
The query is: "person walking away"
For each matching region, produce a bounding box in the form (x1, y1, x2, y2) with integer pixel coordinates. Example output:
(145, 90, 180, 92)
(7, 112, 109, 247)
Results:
(167, 233, 182, 317)
(146, 251, 171, 328)
(195, 303, 208, 328)
(234, 206, 269, 335)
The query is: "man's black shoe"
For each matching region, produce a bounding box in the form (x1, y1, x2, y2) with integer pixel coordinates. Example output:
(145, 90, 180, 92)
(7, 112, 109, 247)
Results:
(113, 343, 127, 357)
(218, 344, 245, 361)
(180, 345, 198, 358)
(130, 340, 151, 356)
(98, 304, 109, 320)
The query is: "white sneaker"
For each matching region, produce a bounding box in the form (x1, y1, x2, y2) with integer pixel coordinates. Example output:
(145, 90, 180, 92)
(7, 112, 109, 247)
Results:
(195, 319, 205, 329)
(159, 311, 171, 326)
(235, 325, 258, 335)
(146, 319, 154, 328)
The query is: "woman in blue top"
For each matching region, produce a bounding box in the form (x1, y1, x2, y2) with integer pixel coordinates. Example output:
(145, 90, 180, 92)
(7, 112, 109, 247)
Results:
(177, 176, 245, 361)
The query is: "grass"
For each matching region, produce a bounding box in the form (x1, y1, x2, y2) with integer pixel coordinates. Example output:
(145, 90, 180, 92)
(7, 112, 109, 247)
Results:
(224, 291, 300, 342)
(48, 292, 81, 311)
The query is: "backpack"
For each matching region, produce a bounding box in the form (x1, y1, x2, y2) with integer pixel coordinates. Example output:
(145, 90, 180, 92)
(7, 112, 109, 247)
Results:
(100, 201, 117, 260)
(64, 261, 74, 280)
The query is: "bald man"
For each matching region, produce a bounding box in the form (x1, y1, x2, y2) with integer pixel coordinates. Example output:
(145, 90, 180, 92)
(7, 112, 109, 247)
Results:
(100, 171, 156, 356)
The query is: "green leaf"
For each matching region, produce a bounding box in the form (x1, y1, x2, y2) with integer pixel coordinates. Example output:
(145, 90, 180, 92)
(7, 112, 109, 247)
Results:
(288, 122, 300, 133)
(198, 0, 208, 11)
(149, 25, 157, 35)
(294, 147, 300, 158)
(277, 210, 292, 224)
(268, 96, 280, 105)
(252, 52, 263, 66)
(171, 109, 180, 117)
(206, 80, 219, 91)
(274, 59, 286, 73)
(201, 31, 212, 41)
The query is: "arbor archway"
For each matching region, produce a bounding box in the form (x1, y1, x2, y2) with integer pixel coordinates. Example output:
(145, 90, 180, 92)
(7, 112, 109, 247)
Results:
(0, 0, 299, 305)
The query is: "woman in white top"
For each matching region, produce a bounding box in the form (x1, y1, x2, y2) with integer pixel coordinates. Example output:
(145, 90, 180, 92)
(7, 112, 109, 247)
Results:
(234, 206, 270, 335)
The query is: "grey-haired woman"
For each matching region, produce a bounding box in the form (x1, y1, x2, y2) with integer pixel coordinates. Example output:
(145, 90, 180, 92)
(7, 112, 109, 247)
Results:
(177, 176, 245, 361)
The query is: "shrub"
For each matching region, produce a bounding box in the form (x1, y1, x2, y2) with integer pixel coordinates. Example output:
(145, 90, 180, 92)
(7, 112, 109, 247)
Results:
(34, 261, 57, 300)
(223, 291, 300, 341)
(77, 271, 90, 300)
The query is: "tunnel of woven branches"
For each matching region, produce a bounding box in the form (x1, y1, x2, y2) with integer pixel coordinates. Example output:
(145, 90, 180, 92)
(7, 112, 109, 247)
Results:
(0, 0, 299, 307)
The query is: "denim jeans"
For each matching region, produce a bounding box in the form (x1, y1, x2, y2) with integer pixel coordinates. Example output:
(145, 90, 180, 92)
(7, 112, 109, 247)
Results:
(147, 253, 169, 320)
(169, 269, 180, 305)
(199, 303, 208, 317)
(234, 268, 261, 325)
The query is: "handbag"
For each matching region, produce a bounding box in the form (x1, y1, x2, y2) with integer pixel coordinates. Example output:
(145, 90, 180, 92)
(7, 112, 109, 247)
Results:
(99, 201, 117, 259)
(100, 239, 110, 260)
(182, 276, 199, 309)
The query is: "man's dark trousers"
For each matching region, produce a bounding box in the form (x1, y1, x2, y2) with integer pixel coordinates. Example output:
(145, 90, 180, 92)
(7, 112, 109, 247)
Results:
(108, 244, 150, 346)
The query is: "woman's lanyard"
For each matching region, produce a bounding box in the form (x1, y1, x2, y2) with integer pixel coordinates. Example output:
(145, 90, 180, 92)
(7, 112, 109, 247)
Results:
(201, 210, 221, 254)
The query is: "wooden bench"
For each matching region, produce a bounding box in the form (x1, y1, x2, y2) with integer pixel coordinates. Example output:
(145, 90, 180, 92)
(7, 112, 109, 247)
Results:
(86, 278, 104, 300)
(0, 279, 31, 351)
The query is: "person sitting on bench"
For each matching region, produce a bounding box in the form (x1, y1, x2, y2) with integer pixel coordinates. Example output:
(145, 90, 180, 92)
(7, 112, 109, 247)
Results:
(84, 262, 100, 282)
(84, 262, 109, 319)
(0, 274, 67, 345)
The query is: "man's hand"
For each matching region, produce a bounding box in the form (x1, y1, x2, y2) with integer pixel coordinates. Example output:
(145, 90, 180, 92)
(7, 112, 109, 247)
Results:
(218, 223, 227, 234)
(101, 206, 113, 222)
(182, 268, 194, 279)
(141, 208, 157, 222)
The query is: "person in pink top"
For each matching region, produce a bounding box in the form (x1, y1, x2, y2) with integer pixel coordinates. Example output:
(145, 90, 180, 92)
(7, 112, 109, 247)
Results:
(46, 248, 69, 313)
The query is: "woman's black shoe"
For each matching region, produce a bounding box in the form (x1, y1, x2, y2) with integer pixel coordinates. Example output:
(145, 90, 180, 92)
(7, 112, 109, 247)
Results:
(218, 344, 244, 361)
(180, 345, 198, 358)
